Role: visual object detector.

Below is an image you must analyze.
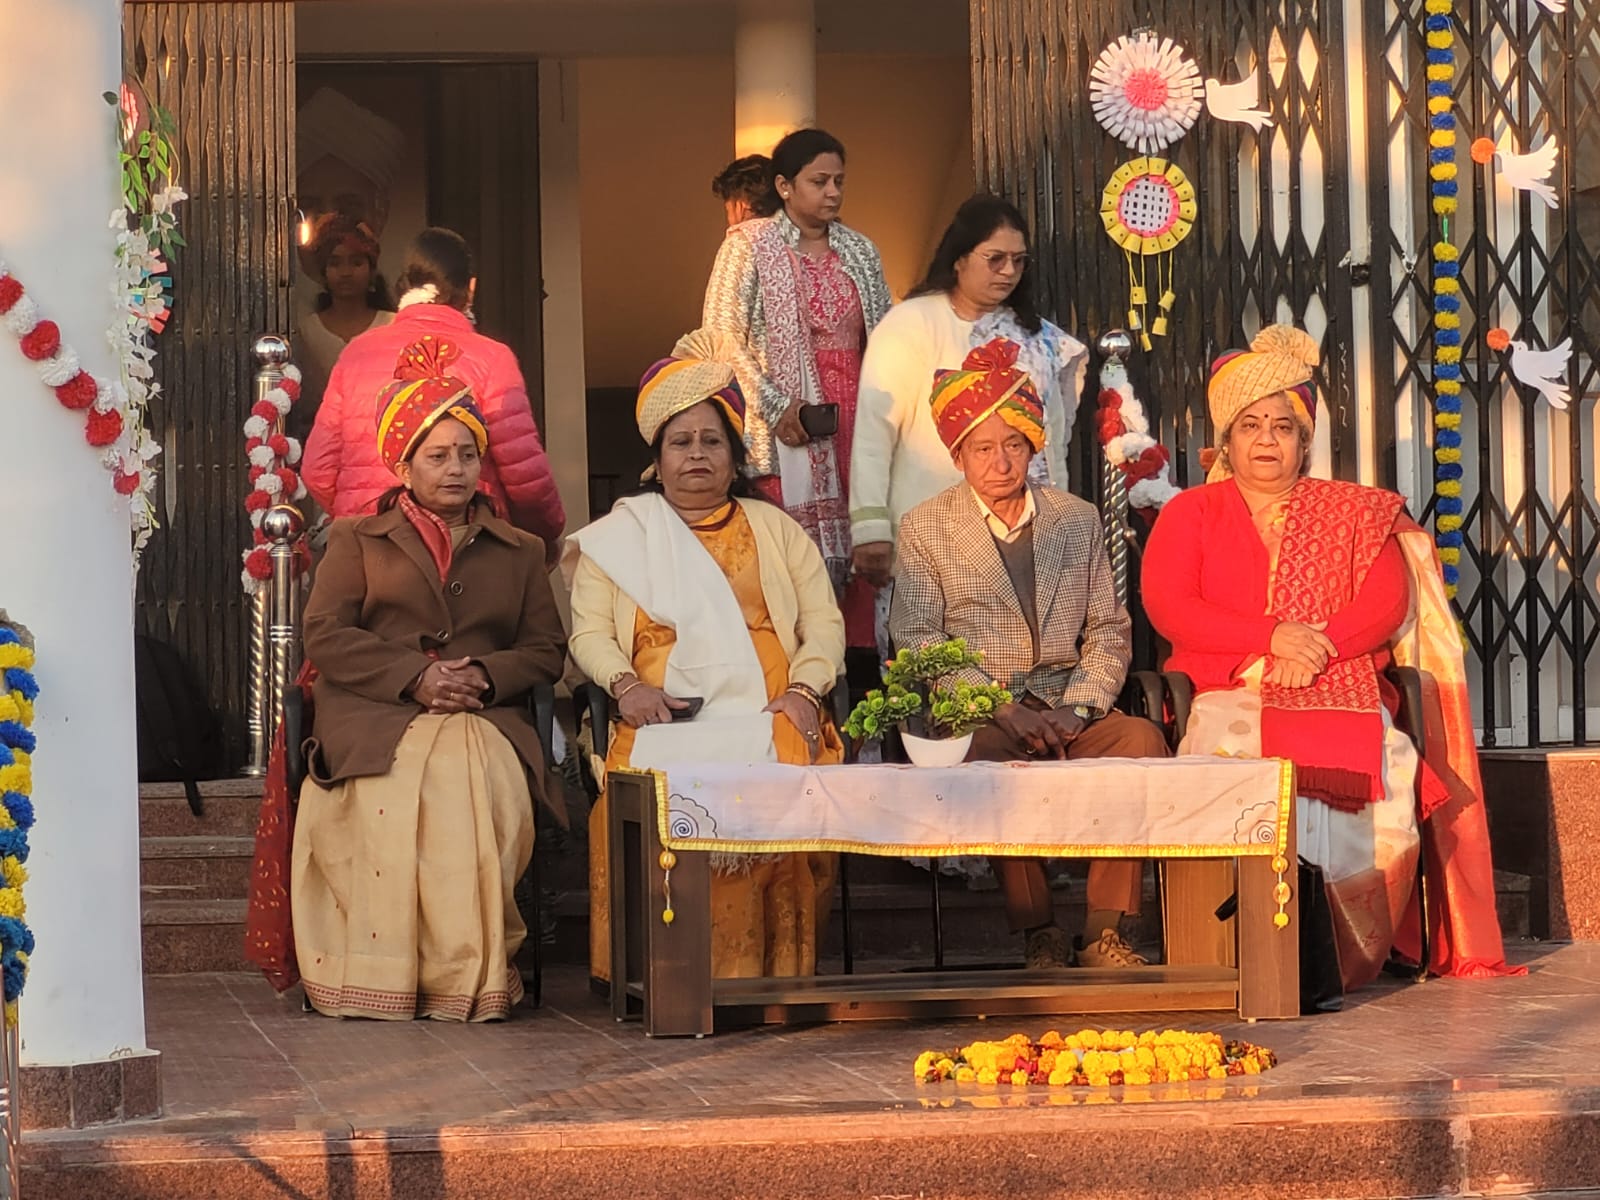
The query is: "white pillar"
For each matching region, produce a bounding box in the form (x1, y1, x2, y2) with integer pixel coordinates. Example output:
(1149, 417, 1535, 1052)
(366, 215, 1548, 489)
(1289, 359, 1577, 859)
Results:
(734, 0, 816, 158)
(0, 0, 150, 1067)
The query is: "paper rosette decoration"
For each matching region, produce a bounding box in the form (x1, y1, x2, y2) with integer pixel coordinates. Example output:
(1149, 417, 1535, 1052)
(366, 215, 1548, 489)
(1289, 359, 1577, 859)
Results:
(1089, 33, 1204, 155)
(1100, 158, 1197, 348)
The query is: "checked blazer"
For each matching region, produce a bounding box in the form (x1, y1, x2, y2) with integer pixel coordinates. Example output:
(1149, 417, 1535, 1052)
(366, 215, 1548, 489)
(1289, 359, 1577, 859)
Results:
(889, 484, 1131, 714)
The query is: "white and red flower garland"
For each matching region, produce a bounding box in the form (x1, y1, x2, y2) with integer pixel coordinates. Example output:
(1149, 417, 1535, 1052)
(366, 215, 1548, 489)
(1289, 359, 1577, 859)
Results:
(0, 262, 146, 497)
(1095, 357, 1181, 514)
(240, 364, 310, 594)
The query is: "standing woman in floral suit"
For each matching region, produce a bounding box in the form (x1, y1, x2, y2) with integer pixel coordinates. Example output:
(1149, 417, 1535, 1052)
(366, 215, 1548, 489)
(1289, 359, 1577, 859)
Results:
(700, 128, 891, 658)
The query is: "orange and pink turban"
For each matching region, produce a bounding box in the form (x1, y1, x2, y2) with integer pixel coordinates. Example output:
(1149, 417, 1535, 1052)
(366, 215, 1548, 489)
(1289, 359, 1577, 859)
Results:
(375, 336, 488, 475)
(929, 337, 1046, 454)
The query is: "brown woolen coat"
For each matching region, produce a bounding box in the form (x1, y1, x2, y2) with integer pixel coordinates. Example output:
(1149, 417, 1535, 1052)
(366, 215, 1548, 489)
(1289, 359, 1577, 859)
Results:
(301, 501, 568, 825)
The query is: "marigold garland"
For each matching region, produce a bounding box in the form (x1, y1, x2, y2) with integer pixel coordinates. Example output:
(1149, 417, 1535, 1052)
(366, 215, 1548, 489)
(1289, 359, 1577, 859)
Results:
(1427, 0, 1464, 597)
(240, 364, 310, 594)
(914, 1028, 1277, 1088)
(0, 623, 38, 1030)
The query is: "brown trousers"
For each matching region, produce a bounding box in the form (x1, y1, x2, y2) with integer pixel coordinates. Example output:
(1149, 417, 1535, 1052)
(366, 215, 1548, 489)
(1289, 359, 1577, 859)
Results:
(967, 710, 1170, 932)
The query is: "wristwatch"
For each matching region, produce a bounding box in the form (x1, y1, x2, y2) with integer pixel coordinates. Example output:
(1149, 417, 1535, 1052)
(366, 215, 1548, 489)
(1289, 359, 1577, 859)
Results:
(1069, 704, 1102, 722)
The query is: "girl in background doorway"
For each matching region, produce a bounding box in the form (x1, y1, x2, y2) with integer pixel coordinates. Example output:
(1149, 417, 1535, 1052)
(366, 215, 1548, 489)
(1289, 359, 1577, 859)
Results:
(290, 213, 395, 444)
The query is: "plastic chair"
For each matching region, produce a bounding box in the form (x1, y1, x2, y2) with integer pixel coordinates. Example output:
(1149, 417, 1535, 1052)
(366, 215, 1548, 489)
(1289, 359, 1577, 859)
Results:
(1132, 665, 1433, 982)
(283, 680, 560, 1007)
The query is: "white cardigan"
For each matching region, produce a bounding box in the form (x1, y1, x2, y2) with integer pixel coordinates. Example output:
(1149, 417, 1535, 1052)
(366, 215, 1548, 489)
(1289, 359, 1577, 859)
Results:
(847, 294, 1082, 547)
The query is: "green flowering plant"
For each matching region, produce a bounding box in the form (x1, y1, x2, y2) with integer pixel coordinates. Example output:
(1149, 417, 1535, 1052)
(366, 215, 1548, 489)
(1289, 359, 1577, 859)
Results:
(844, 638, 1013, 742)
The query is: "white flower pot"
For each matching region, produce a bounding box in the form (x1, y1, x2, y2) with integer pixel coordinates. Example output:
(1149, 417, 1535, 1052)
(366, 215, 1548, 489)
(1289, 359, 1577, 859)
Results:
(901, 730, 973, 768)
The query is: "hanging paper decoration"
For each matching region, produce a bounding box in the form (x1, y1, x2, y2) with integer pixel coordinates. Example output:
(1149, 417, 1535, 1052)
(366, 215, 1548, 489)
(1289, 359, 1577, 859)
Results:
(1203, 69, 1274, 132)
(1100, 158, 1196, 349)
(1487, 327, 1573, 410)
(1470, 135, 1559, 209)
(1530, 0, 1567, 14)
(1089, 33, 1203, 154)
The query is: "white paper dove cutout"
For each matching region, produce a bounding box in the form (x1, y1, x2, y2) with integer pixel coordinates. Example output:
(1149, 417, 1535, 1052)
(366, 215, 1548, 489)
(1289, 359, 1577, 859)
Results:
(1531, 0, 1567, 14)
(1486, 136, 1560, 209)
(1204, 70, 1274, 132)
(1496, 329, 1574, 410)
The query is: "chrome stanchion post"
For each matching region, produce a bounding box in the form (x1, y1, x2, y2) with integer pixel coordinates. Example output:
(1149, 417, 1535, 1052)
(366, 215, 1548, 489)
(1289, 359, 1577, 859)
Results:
(243, 334, 290, 777)
(1096, 329, 1135, 608)
(264, 504, 306, 751)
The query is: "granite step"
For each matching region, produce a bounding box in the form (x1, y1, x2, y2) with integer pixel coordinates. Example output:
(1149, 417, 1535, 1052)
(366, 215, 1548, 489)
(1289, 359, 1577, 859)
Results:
(140, 836, 254, 901)
(139, 780, 262, 839)
(141, 898, 250, 975)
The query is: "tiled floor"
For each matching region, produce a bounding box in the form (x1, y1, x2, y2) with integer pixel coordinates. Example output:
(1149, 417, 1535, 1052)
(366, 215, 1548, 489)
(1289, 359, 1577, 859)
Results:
(117, 940, 1598, 1135)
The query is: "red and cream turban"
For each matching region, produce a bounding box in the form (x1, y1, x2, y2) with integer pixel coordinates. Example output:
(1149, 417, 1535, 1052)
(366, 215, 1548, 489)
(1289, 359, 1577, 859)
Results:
(636, 328, 746, 445)
(929, 337, 1045, 454)
(1205, 324, 1320, 481)
(375, 336, 488, 475)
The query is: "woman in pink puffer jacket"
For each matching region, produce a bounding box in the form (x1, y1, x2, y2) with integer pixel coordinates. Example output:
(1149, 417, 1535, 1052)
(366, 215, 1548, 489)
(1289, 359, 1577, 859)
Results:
(303, 227, 565, 551)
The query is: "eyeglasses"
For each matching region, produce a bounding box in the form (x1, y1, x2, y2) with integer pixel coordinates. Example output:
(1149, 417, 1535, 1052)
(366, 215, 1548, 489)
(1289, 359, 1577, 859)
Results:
(978, 250, 1029, 273)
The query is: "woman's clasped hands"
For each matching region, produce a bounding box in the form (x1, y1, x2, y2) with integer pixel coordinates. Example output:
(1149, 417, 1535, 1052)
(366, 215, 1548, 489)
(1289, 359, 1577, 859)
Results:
(413, 656, 491, 713)
(1267, 620, 1337, 689)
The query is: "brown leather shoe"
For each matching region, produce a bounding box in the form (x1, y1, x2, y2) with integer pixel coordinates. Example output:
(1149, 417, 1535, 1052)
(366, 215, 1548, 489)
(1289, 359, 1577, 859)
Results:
(1024, 924, 1072, 969)
(1077, 929, 1149, 968)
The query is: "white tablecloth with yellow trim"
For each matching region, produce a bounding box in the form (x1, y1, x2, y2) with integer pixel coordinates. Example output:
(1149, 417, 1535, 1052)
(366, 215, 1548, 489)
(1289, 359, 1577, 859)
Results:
(644, 757, 1293, 858)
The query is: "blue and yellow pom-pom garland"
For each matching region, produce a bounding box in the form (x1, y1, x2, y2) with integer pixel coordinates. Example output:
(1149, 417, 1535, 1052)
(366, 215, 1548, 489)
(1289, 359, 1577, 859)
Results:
(0, 625, 37, 1029)
(1427, 0, 1465, 598)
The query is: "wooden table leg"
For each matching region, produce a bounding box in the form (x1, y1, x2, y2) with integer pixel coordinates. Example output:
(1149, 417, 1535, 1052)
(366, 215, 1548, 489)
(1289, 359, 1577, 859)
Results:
(608, 770, 713, 1037)
(608, 771, 644, 1022)
(642, 809, 712, 1038)
(1237, 801, 1300, 1019)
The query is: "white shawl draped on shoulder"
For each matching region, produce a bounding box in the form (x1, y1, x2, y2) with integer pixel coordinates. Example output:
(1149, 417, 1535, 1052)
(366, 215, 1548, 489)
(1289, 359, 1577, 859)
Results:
(571, 493, 777, 768)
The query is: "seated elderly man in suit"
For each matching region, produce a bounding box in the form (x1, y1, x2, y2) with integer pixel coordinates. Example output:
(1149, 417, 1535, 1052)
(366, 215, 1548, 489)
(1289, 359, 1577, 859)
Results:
(890, 338, 1169, 970)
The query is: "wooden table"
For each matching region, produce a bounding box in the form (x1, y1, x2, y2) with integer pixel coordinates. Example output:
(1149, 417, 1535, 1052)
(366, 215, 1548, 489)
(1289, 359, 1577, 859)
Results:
(607, 763, 1299, 1036)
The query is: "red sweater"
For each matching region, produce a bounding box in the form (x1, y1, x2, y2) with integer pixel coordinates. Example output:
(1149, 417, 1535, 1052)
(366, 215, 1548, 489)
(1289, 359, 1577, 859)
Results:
(1141, 481, 1409, 691)
(302, 304, 566, 545)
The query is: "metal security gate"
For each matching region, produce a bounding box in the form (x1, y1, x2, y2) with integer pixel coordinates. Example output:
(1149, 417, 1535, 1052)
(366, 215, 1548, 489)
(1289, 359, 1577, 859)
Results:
(972, 0, 1600, 748)
(1366, 0, 1598, 746)
(969, 0, 1359, 661)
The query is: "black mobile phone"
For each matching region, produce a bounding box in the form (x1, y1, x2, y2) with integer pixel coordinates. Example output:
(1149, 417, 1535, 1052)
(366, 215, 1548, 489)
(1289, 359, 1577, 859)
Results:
(798, 403, 839, 438)
(670, 696, 705, 721)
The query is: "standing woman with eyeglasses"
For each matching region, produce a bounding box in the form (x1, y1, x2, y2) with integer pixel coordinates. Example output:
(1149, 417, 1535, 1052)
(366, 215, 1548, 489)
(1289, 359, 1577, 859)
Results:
(848, 195, 1087, 589)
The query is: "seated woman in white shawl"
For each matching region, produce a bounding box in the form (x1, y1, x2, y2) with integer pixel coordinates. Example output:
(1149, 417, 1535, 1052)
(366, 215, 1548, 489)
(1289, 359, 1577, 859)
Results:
(566, 332, 846, 983)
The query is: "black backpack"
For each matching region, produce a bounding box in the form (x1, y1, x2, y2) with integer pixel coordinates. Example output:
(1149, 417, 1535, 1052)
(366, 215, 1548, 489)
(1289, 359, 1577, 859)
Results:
(134, 634, 225, 815)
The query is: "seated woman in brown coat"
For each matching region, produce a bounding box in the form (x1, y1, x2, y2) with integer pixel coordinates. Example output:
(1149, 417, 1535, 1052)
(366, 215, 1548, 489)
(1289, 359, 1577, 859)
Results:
(293, 335, 566, 1021)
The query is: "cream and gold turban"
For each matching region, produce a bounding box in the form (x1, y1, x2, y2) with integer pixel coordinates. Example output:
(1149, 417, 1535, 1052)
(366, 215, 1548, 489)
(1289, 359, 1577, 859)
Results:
(635, 328, 746, 445)
(1205, 324, 1320, 482)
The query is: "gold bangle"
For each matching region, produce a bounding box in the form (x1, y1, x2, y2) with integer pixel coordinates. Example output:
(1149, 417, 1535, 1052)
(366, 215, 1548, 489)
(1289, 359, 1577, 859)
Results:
(786, 682, 823, 711)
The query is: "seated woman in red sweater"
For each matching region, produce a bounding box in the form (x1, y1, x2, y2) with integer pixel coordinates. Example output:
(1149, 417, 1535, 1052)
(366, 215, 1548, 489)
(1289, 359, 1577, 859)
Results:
(1141, 325, 1520, 999)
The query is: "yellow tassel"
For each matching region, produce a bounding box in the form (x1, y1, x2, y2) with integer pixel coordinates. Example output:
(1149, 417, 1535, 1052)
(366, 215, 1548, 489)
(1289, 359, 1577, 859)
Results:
(1437, 346, 1462, 364)
(1434, 277, 1461, 295)
(1429, 129, 1455, 148)
(1428, 97, 1453, 116)
(0, 645, 29, 670)
(1430, 162, 1458, 180)
(1434, 241, 1460, 261)
(1436, 448, 1463, 464)
(1427, 65, 1455, 82)
(1439, 547, 1462, 565)
(1436, 313, 1461, 330)
(1433, 197, 1459, 216)
(1438, 515, 1463, 533)
(1438, 480, 1463, 497)
(1426, 31, 1453, 48)
(1437, 411, 1463, 428)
